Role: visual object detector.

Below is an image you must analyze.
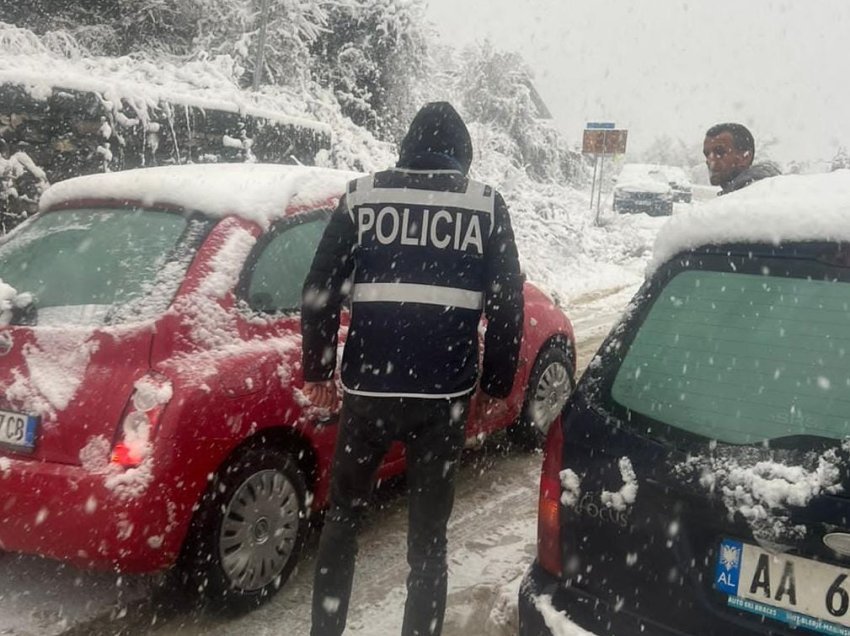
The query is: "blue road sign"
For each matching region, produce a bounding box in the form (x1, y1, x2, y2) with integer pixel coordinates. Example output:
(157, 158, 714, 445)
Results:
(586, 122, 616, 129)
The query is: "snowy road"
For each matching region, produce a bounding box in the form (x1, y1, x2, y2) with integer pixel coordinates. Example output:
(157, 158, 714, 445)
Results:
(0, 293, 618, 636)
(145, 442, 546, 636)
(142, 328, 610, 636)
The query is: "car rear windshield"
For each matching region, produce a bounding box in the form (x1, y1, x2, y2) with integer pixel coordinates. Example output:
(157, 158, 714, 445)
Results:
(612, 269, 850, 444)
(0, 207, 204, 326)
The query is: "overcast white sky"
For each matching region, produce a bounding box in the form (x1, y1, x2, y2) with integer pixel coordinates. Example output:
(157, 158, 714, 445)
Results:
(425, 0, 850, 168)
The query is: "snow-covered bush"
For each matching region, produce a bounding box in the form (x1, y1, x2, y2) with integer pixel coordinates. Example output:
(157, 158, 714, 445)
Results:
(0, 151, 49, 232)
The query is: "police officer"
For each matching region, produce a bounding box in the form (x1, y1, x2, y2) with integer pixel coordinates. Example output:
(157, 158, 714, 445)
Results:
(302, 101, 524, 636)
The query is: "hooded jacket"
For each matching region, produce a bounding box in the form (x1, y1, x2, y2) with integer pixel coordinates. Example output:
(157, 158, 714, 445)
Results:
(301, 102, 524, 399)
(720, 161, 782, 195)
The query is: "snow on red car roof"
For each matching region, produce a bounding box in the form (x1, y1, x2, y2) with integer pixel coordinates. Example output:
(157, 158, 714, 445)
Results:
(649, 170, 850, 272)
(39, 163, 362, 228)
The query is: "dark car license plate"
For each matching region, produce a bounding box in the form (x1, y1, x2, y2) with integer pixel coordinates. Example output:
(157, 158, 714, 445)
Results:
(716, 538, 850, 635)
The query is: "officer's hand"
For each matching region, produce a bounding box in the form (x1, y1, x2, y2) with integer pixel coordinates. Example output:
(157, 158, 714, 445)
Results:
(303, 381, 338, 410)
(479, 394, 509, 419)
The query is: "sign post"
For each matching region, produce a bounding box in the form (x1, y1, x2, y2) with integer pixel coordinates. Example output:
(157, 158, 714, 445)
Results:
(582, 123, 628, 223)
(596, 131, 606, 214)
(589, 156, 599, 210)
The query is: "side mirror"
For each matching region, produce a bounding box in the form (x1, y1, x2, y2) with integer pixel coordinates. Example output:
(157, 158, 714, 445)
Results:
(11, 300, 37, 326)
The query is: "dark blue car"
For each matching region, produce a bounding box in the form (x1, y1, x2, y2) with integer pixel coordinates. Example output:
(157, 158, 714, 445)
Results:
(519, 173, 850, 636)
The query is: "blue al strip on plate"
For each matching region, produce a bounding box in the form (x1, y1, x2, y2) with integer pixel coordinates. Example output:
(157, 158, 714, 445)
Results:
(715, 538, 744, 596)
(728, 595, 850, 636)
(24, 416, 38, 447)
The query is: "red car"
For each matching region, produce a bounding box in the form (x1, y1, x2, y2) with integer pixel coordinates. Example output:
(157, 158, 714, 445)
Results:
(0, 164, 575, 610)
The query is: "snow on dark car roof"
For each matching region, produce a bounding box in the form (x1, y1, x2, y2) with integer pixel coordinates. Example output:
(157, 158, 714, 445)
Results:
(649, 170, 850, 273)
(614, 163, 672, 194)
(39, 163, 362, 228)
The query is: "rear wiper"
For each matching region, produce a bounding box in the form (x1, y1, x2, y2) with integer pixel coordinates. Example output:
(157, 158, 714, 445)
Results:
(764, 434, 837, 451)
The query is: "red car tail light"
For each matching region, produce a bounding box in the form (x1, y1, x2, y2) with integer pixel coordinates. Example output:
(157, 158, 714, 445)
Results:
(111, 373, 173, 468)
(537, 415, 564, 577)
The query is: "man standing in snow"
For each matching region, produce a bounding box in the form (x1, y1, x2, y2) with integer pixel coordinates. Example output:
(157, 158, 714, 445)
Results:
(301, 101, 524, 636)
(703, 123, 781, 195)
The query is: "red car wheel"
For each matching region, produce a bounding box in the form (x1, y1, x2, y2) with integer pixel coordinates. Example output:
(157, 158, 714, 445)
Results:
(179, 446, 309, 612)
(508, 343, 574, 450)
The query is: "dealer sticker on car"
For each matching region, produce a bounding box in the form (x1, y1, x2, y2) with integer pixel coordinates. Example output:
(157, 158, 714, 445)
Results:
(0, 409, 39, 452)
(716, 538, 850, 635)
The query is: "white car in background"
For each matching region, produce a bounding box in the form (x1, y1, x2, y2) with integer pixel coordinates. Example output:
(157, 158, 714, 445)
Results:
(612, 163, 675, 216)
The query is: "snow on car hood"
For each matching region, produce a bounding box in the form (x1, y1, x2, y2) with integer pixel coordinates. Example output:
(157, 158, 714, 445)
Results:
(649, 170, 850, 273)
(39, 163, 362, 229)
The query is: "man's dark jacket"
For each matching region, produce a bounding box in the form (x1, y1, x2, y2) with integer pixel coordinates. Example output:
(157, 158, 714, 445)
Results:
(301, 102, 524, 399)
(719, 161, 782, 195)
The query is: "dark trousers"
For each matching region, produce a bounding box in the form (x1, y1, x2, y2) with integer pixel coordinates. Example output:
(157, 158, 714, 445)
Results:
(311, 393, 469, 636)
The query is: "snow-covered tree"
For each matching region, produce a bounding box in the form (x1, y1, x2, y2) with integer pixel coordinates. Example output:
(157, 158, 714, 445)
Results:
(110, 0, 330, 89)
(186, 0, 331, 88)
(640, 134, 693, 168)
(832, 147, 850, 171)
(310, 0, 430, 140)
(2, 0, 430, 142)
(755, 134, 780, 162)
(0, 0, 115, 34)
(0, 1, 588, 187)
(2, 1, 330, 86)
(452, 43, 585, 184)
(637, 135, 711, 184)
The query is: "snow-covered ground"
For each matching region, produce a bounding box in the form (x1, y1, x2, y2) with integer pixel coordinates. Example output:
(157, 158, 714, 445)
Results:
(145, 444, 596, 636)
(0, 324, 607, 636)
(0, 336, 606, 636)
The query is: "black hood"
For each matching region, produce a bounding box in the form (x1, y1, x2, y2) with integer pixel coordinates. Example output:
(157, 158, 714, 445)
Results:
(397, 102, 473, 174)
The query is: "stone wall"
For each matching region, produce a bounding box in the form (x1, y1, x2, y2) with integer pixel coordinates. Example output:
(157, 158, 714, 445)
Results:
(0, 82, 332, 232)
